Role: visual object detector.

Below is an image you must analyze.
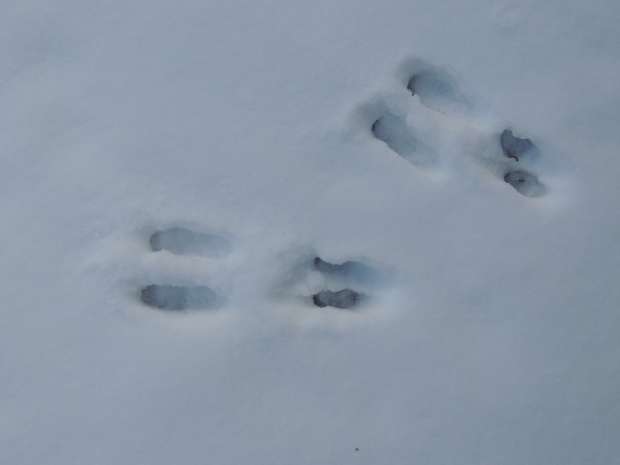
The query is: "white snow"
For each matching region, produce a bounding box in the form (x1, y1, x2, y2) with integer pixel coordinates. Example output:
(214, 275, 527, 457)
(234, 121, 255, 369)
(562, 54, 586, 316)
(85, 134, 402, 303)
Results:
(2, 1, 619, 464)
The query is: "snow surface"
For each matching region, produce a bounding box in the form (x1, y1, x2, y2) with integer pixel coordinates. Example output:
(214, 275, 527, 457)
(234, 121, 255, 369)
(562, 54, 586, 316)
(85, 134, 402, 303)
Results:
(2, 0, 620, 464)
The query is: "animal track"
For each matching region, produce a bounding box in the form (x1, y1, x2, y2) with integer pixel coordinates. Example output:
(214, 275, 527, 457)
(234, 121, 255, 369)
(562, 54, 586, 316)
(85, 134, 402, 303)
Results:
(365, 58, 548, 198)
(498, 129, 545, 197)
(310, 257, 374, 310)
(500, 129, 536, 162)
(134, 226, 393, 317)
(139, 226, 230, 313)
(405, 65, 469, 114)
(312, 257, 387, 288)
(279, 254, 389, 311)
(371, 113, 435, 166)
(140, 284, 221, 311)
(128, 61, 550, 321)
(312, 289, 365, 309)
(150, 226, 232, 257)
(503, 170, 545, 197)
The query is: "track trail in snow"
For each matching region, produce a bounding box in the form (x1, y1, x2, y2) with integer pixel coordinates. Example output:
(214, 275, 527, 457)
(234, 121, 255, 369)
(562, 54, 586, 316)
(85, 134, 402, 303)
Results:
(135, 58, 551, 318)
(365, 59, 547, 197)
(138, 225, 391, 314)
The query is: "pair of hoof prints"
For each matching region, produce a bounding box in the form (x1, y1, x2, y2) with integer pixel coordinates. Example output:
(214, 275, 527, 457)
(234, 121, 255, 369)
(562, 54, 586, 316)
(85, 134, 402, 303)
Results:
(140, 227, 382, 313)
(370, 62, 546, 197)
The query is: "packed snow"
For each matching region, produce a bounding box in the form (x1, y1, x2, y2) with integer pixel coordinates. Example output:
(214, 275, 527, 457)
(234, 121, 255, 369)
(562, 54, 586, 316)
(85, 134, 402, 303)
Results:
(2, 0, 619, 464)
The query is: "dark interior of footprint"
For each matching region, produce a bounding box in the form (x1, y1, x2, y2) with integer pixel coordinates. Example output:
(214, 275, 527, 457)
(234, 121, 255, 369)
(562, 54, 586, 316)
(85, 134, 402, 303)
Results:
(500, 129, 536, 161)
(408, 73, 451, 99)
(312, 289, 363, 309)
(313, 256, 364, 276)
(370, 113, 435, 166)
(313, 256, 383, 285)
(149, 227, 231, 257)
(371, 114, 410, 147)
(140, 284, 220, 311)
(406, 71, 461, 105)
(371, 115, 401, 151)
(504, 170, 545, 197)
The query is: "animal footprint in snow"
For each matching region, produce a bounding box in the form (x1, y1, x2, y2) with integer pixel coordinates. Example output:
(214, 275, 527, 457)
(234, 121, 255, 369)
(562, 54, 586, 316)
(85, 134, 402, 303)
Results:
(503, 169, 545, 197)
(365, 59, 548, 197)
(139, 227, 231, 312)
(312, 256, 388, 288)
(312, 289, 364, 309)
(369, 62, 469, 168)
(140, 284, 222, 311)
(405, 64, 471, 114)
(499, 129, 546, 197)
(150, 226, 232, 257)
(371, 112, 435, 167)
(281, 254, 390, 311)
(500, 129, 536, 162)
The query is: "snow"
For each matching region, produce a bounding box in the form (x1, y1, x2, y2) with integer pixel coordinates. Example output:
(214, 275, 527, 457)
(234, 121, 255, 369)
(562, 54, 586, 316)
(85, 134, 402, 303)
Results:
(2, 0, 620, 464)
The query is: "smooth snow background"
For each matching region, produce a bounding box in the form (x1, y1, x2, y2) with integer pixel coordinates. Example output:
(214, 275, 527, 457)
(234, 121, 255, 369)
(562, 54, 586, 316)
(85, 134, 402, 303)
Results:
(1, 1, 619, 464)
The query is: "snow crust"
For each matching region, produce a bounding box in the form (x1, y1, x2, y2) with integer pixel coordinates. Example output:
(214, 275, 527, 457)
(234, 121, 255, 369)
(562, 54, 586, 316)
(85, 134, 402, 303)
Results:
(1, 1, 619, 464)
